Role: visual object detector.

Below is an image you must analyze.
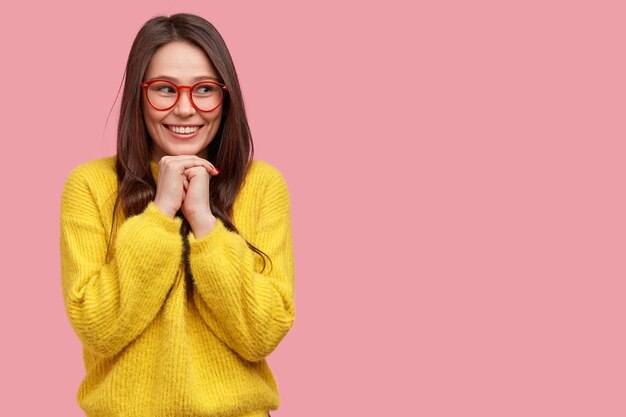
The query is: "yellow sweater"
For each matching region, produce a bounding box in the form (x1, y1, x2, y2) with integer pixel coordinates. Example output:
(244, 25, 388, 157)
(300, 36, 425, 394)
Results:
(60, 156, 295, 417)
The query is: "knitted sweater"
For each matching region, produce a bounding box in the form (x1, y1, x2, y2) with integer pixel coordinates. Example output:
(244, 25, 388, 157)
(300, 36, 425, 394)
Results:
(60, 156, 295, 417)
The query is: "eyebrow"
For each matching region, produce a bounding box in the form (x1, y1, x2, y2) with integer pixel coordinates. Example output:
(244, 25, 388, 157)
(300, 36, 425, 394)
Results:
(150, 75, 220, 83)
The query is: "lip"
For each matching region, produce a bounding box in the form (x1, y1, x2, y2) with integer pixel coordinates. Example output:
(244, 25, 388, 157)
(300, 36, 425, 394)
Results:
(163, 124, 204, 140)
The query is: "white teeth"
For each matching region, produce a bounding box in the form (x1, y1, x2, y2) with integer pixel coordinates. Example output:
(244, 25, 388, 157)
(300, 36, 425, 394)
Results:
(169, 125, 200, 134)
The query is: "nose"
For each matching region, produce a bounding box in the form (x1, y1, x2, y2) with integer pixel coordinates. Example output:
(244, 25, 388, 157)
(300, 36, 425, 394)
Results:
(173, 88, 196, 117)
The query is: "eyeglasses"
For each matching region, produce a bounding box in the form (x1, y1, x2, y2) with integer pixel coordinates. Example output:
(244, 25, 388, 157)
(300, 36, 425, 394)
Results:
(140, 79, 227, 112)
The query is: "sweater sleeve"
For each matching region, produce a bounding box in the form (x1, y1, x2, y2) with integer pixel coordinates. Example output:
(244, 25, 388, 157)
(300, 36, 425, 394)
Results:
(60, 168, 183, 358)
(187, 167, 295, 362)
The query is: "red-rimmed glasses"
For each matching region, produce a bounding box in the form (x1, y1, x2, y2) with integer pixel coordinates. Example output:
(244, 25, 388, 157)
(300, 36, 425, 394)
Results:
(140, 79, 227, 112)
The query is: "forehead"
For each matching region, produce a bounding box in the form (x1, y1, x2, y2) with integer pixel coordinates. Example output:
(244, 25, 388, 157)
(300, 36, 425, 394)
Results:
(144, 41, 218, 81)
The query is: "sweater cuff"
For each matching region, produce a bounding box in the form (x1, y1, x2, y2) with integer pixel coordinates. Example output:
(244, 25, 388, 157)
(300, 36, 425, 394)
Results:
(187, 219, 233, 249)
(141, 202, 183, 233)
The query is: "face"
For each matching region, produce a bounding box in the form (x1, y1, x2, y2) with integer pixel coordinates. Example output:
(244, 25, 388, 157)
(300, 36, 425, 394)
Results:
(142, 41, 224, 162)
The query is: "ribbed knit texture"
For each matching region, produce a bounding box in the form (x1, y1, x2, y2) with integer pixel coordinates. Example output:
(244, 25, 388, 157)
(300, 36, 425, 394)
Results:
(60, 156, 295, 417)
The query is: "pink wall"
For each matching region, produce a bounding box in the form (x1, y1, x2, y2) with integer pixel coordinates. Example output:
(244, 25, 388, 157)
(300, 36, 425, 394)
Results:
(2, 0, 626, 415)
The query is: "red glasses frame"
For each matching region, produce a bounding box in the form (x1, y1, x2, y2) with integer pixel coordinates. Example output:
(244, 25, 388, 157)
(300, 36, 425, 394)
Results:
(140, 79, 228, 112)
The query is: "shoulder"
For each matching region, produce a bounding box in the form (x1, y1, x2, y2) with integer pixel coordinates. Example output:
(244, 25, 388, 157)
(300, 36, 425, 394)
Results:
(245, 160, 289, 190)
(243, 160, 290, 200)
(235, 160, 291, 213)
(62, 156, 118, 200)
(65, 156, 116, 182)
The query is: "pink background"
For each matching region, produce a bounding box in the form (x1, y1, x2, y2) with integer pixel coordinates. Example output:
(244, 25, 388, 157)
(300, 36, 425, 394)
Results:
(1, 0, 625, 415)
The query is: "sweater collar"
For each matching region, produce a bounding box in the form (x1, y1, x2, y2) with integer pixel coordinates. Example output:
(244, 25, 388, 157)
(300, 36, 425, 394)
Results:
(150, 160, 159, 182)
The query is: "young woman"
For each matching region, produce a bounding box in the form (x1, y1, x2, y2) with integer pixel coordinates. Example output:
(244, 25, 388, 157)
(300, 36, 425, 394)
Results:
(60, 13, 295, 417)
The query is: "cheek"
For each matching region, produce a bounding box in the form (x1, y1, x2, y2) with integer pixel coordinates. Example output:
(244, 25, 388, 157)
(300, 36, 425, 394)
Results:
(204, 111, 223, 130)
(142, 97, 160, 122)
(143, 107, 162, 134)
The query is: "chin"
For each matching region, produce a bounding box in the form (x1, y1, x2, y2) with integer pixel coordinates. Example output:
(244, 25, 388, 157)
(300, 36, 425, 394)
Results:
(164, 143, 211, 158)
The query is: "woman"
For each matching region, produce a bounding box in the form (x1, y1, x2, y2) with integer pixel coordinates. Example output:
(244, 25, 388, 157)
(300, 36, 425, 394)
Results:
(60, 13, 295, 417)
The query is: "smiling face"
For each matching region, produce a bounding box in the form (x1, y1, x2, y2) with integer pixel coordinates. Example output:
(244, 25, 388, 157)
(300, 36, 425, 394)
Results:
(142, 41, 224, 162)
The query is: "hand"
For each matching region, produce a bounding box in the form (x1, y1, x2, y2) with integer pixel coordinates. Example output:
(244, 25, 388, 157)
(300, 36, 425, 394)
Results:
(153, 155, 218, 219)
(181, 165, 217, 236)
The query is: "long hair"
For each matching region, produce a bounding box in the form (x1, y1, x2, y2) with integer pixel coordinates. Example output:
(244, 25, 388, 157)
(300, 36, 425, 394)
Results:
(110, 13, 269, 269)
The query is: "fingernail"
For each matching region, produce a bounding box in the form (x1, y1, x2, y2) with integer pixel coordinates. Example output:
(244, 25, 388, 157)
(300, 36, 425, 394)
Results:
(214, 167, 220, 174)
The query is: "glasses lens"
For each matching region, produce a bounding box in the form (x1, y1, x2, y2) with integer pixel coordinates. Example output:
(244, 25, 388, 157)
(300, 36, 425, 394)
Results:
(192, 82, 224, 111)
(146, 81, 178, 110)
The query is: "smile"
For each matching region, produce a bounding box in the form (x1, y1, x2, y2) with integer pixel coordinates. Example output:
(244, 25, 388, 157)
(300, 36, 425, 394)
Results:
(164, 124, 203, 135)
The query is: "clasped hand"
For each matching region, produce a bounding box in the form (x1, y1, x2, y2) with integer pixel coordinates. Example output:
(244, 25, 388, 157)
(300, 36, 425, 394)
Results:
(153, 155, 220, 238)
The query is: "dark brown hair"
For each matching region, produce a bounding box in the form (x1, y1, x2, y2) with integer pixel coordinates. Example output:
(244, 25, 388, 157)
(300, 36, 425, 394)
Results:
(111, 13, 268, 269)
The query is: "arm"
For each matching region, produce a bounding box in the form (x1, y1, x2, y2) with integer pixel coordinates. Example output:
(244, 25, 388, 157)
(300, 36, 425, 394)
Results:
(60, 169, 183, 357)
(187, 168, 295, 362)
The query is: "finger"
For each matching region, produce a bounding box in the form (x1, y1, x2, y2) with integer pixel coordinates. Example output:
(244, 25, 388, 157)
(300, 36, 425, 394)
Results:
(162, 156, 217, 176)
(209, 164, 220, 176)
(167, 155, 218, 174)
(183, 166, 209, 179)
(193, 161, 219, 176)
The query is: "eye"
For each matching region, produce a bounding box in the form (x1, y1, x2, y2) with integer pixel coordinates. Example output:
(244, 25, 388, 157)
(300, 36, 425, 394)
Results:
(149, 82, 177, 95)
(194, 83, 219, 96)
